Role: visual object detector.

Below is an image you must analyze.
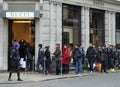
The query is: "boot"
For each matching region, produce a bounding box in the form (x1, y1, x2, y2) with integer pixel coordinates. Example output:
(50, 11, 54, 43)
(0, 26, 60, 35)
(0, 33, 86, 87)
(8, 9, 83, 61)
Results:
(17, 71, 23, 81)
(8, 72, 12, 81)
(17, 78, 23, 81)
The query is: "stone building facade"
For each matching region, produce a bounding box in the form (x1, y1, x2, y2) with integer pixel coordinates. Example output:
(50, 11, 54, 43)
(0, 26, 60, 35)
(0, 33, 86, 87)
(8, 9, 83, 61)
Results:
(0, 0, 120, 71)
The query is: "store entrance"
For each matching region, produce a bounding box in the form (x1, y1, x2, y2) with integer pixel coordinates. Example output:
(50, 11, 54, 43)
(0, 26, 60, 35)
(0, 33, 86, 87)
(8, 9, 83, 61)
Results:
(8, 20, 35, 70)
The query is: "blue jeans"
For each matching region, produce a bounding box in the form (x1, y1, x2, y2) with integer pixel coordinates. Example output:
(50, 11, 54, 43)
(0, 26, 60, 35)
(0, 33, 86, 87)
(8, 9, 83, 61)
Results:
(36, 59, 44, 72)
(75, 58, 83, 74)
(111, 58, 115, 68)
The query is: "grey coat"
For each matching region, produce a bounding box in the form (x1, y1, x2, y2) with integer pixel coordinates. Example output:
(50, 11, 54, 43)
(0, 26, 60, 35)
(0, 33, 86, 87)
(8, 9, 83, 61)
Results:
(38, 48, 45, 60)
(54, 49, 61, 62)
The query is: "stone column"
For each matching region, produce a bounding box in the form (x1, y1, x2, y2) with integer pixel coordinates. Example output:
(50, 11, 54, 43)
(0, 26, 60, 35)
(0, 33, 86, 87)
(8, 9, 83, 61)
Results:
(56, 2, 62, 48)
(50, 1, 56, 53)
(105, 11, 116, 46)
(49, 1, 62, 53)
(35, 19, 40, 63)
(81, 6, 90, 51)
(2, 19, 8, 71)
(105, 11, 109, 45)
(0, 2, 8, 71)
(111, 11, 116, 46)
(108, 11, 112, 44)
(0, 17, 4, 70)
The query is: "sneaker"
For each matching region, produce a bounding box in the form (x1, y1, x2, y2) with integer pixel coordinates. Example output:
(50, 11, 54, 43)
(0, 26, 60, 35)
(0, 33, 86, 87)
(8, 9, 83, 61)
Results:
(17, 79, 23, 81)
(79, 73, 82, 77)
(90, 71, 93, 74)
(111, 68, 116, 72)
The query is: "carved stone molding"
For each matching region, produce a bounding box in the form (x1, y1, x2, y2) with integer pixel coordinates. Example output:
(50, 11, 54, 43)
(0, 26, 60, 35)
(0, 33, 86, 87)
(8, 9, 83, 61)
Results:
(50, 1, 62, 6)
(106, 10, 116, 14)
(93, 0, 104, 7)
(82, 6, 90, 10)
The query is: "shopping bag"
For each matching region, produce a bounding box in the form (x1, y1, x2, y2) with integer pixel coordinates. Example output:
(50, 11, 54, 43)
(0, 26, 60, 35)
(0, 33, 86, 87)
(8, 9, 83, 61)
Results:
(22, 61, 26, 68)
(20, 58, 26, 68)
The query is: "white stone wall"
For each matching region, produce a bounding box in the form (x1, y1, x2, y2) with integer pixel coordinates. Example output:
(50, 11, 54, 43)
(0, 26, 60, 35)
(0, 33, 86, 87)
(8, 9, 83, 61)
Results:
(39, 0, 62, 53)
(0, 0, 120, 71)
(0, 3, 8, 71)
(105, 11, 116, 46)
(81, 6, 90, 51)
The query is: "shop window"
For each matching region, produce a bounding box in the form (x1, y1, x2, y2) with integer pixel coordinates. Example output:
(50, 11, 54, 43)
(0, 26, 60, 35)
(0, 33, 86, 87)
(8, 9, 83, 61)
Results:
(116, 13, 120, 48)
(90, 9, 105, 46)
(62, 4, 81, 47)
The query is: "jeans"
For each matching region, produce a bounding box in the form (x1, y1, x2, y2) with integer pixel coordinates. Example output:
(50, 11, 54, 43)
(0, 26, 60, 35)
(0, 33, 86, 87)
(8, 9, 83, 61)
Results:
(111, 58, 115, 68)
(88, 58, 94, 71)
(75, 58, 83, 74)
(36, 59, 44, 72)
(56, 61, 61, 75)
(27, 59, 32, 70)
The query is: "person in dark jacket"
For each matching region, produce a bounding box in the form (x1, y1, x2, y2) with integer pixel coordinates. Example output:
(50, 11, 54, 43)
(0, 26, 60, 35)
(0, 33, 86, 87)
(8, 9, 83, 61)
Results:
(109, 45, 116, 71)
(19, 39, 26, 61)
(8, 42, 23, 81)
(36, 44, 45, 72)
(100, 45, 108, 73)
(73, 44, 83, 74)
(26, 43, 33, 71)
(86, 43, 96, 73)
(45, 46, 51, 73)
(54, 44, 61, 75)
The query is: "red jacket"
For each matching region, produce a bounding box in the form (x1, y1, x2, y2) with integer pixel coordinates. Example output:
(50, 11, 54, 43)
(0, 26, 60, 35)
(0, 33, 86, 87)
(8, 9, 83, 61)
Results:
(62, 48, 71, 64)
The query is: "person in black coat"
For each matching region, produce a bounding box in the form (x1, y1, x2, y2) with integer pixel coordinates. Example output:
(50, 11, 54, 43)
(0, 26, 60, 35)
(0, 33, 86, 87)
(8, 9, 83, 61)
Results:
(86, 43, 96, 73)
(99, 45, 108, 73)
(19, 39, 26, 60)
(8, 42, 23, 81)
(45, 46, 51, 73)
(26, 43, 33, 71)
(109, 45, 116, 69)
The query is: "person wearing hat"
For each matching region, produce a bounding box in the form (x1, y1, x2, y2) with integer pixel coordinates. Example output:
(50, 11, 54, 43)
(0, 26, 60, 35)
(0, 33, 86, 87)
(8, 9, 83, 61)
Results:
(8, 42, 23, 81)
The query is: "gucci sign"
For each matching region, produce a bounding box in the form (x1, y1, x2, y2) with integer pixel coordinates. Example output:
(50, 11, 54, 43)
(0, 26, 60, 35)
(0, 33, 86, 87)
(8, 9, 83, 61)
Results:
(6, 12, 34, 19)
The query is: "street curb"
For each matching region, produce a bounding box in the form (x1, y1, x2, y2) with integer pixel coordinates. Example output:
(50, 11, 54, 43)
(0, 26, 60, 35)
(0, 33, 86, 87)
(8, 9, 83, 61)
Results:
(0, 70, 119, 84)
(0, 73, 92, 84)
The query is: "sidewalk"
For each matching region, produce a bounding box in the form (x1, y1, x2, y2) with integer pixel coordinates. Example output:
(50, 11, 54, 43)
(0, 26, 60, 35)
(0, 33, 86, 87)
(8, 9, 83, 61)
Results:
(0, 71, 94, 84)
(0, 70, 119, 84)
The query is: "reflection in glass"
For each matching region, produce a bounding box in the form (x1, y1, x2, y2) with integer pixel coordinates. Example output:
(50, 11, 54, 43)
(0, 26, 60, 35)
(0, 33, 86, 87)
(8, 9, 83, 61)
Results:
(116, 13, 120, 48)
(62, 4, 81, 47)
(90, 9, 105, 46)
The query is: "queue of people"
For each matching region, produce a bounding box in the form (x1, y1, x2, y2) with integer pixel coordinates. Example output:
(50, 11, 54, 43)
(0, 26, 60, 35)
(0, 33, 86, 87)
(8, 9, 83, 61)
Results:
(8, 40, 120, 81)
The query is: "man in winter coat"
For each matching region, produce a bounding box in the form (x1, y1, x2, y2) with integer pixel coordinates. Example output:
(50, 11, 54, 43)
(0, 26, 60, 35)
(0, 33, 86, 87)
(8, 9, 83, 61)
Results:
(26, 43, 33, 71)
(8, 42, 23, 81)
(109, 45, 116, 71)
(100, 45, 108, 73)
(62, 45, 71, 74)
(86, 43, 96, 73)
(45, 46, 51, 73)
(73, 44, 83, 74)
(54, 44, 61, 75)
(36, 44, 45, 72)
